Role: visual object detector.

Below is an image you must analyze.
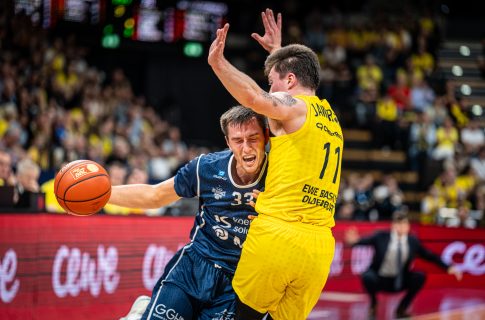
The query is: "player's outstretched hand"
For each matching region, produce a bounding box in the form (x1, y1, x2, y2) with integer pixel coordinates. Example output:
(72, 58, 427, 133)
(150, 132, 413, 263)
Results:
(448, 266, 463, 281)
(344, 226, 360, 246)
(208, 23, 230, 67)
(252, 8, 282, 54)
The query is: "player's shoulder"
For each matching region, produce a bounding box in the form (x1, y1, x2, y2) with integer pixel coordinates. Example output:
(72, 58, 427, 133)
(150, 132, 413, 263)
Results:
(198, 149, 232, 165)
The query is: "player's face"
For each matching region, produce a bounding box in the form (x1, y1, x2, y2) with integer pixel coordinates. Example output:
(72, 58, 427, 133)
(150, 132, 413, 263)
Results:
(226, 118, 266, 177)
(268, 67, 289, 93)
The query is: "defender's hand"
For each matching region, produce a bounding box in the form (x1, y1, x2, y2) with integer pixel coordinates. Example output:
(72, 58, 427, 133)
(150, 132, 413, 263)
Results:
(208, 23, 230, 67)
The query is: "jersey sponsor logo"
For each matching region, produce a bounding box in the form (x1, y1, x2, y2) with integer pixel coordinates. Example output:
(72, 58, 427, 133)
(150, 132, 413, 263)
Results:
(212, 186, 226, 200)
(212, 226, 229, 240)
(0, 249, 20, 303)
(233, 236, 242, 248)
(315, 122, 343, 141)
(213, 174, 227, 181)
(213, 171, 227, 181)
(52, 245, 120, 298)
(154, 303, 184, 320)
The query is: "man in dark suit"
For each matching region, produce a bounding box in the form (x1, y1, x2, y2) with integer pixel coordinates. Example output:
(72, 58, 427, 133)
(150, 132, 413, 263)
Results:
(345, 212, 462, 319)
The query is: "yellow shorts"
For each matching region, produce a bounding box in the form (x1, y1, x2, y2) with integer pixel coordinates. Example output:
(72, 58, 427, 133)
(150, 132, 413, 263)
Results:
(233, 214, 335, 320)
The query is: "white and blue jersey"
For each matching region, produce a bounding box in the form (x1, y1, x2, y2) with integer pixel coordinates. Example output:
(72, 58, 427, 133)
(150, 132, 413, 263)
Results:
(142, 150, 268, 320)
(174, 149, 268, 273)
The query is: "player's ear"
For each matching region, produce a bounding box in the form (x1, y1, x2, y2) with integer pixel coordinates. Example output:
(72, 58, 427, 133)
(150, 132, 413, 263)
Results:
(225, 136, 231, 149)
(287, 73, 296, 89)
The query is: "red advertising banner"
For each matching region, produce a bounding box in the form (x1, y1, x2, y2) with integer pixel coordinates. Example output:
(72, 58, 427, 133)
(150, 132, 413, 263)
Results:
(0, 215, 484, 320)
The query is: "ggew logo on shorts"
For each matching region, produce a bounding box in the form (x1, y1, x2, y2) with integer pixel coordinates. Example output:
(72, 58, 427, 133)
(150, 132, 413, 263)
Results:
(154, 303, 184, 320)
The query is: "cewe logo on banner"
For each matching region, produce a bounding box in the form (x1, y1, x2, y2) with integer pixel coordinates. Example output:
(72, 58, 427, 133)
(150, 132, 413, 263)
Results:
(52, 245, 120, 298)
(441, 241, 485, 276)
(142, 244, 178, 291)
(0, 249, 19, 303)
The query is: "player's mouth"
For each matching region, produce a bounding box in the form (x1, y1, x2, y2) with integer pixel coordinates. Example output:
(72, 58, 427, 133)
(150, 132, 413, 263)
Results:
(242, 155, 257, 166)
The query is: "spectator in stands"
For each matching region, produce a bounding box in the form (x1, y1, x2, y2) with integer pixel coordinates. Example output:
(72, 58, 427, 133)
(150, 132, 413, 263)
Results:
(357, 54, 383, 93)
(353, 173, 375, 220)
(387, 69, 410, 112)
(345, 212, 462, 319)
(426, 95, 448, 127)
(411, 37, 435, 76)
(460, 118, 485, 156)
(409, 73, 435, 113)
(374, 94, 399, 149)
(14, 157, 40, 208)
(432, 117, 459, 161)
(470, 146, 485, 182)
(444, 203, 477, 229)
(447, 94, 469, 129)
(433, 165, 464, 209)
(322, 37, 347, 70)
(372, 174, 404, 220)
(408, 111, 437, 184)
(420, 185, 445, 224)
(0, 149, 15, 187)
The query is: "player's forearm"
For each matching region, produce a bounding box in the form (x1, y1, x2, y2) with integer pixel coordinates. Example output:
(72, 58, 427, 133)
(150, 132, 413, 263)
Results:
(109, 182, 180, 209)
(210, 59, 263, 111)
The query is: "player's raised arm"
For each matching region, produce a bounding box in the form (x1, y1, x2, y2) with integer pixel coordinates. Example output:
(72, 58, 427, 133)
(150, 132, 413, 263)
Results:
(109, 177, 181, 209)
(208, 24, 306, 122)
(251, 8, 282, 54)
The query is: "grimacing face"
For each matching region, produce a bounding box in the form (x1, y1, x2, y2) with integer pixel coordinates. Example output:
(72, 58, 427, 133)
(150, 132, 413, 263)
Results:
(225, 117, 266, 177)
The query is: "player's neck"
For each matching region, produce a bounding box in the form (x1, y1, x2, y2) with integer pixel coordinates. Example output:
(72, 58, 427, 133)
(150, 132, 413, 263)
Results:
(232, 164, 258, 185)
(289, 86, 315, 97)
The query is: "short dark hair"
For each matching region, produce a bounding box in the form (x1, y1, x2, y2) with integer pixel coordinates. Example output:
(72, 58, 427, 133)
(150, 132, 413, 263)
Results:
(392, 211, 409, 223)
(264, 44, 321, 91)
(220, 105, 266, 136)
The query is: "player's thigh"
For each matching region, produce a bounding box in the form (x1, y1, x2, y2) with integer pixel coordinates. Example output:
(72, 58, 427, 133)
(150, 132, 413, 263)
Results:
(232, 218, 292, 313)
(270, 233, 335, 320)
(271, 255, 333, 320)
(142, 282, 195, 320)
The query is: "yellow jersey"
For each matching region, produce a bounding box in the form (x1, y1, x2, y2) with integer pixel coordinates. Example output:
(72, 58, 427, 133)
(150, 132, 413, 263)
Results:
(255, 95, 343, 227)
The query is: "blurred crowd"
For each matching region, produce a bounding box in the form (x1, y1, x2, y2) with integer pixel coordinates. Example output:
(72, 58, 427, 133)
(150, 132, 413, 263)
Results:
(0, 11, 209, 214)
(0, 3, 484, 226)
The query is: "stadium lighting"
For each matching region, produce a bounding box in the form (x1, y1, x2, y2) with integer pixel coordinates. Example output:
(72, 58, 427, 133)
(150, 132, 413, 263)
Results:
(471, 104, 483, 116)
(459, 45, 470, 56)
(102, 34, 121, 49)
(184, 42, 204, 58)
(451, 65, 463, 76)
(460, 84, 472, 95)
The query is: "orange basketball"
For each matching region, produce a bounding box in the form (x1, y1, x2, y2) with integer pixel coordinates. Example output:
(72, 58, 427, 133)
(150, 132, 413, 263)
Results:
(54, 160, 111, 216)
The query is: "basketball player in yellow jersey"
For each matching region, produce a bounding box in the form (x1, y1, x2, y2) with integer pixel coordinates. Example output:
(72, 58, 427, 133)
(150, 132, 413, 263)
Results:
(208, 9, 343, 320)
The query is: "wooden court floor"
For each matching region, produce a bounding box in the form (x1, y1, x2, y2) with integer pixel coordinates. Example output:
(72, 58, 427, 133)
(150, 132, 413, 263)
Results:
(309, 288, 485, 320)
